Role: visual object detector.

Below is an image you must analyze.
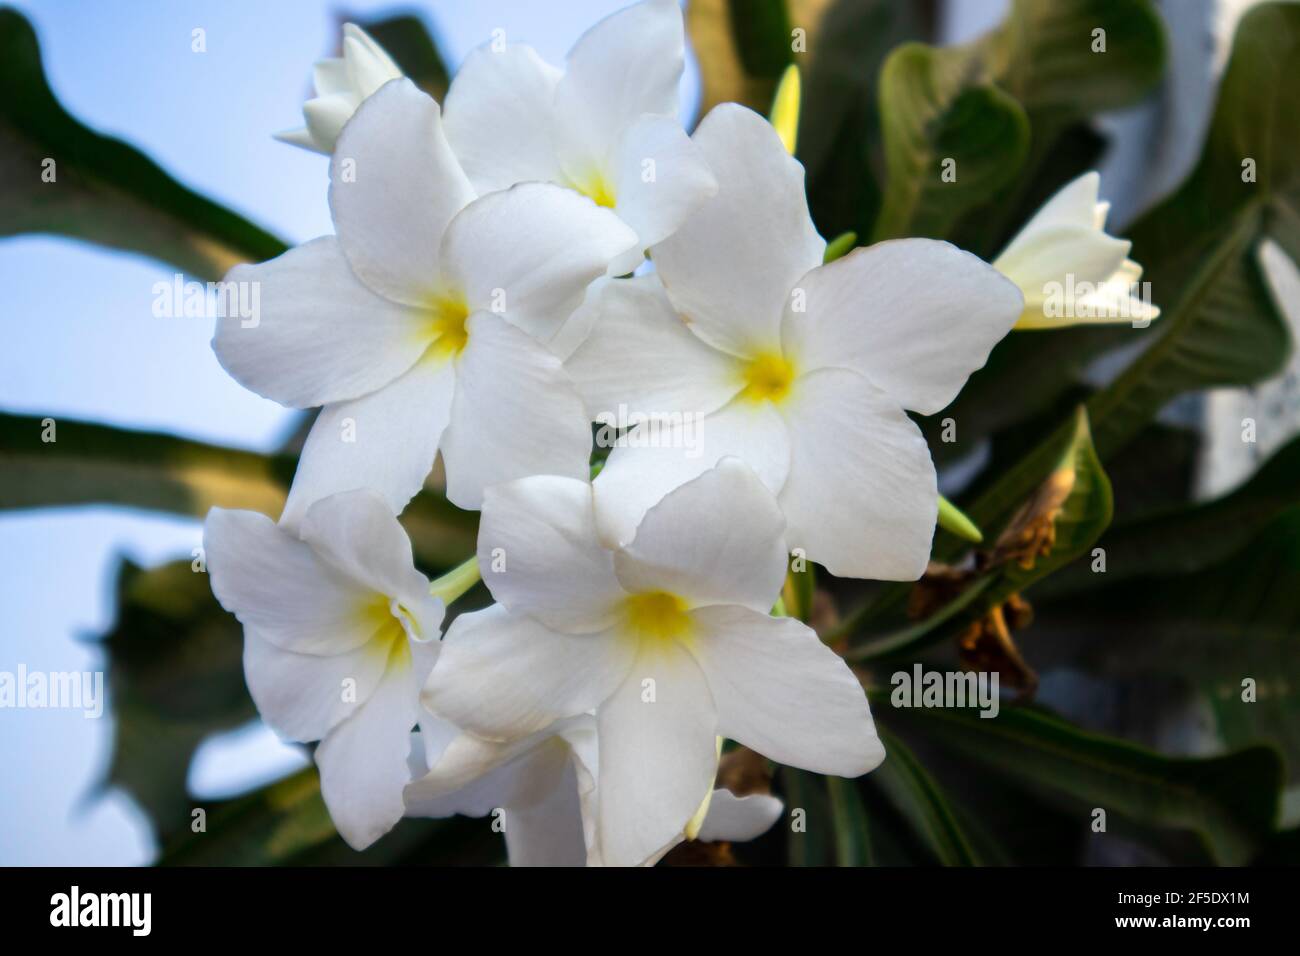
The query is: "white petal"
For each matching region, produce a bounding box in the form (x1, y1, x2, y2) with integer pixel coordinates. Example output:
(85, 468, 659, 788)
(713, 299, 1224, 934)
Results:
(591, 397, 790, 549)
(566, 274, 738, 422)
(279, 357, 456, 531)
(779, 367, 937, 580)
(423, 604, 633, 741)
(302, 94, 361, 153)
(502, 758, 589, 867)
(553, 0, 685, 167)
(596, 640, 718, 867)
(442, 44, 565, 193)
(995, 226, 1132, 312)
(1007, 171, 1103, 235)
(780, 240, 1023, 416)
(689, 605, 884, 776)
(614, 459, 787, 614)
(241, 631, 388, 743)
(329, 79, 475, 306)
(214, 237, 428, 409)
(477, 476, 625, 633)
(607, 114, 717, 273)
(204, 507, 372, 655)
(437, 183, 637, 343)
(651, 104, 825, 357)
(341, 24, 402, 97)
(296, 490, 439, 629)
(316, 655, 421, 850)
(697, 790, 784, 843)
(439, 313, 592, 510)
(404, 721, 591, 867)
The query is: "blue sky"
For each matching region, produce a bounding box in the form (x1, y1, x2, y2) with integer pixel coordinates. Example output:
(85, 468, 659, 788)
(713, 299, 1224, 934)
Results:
(0, 0, 1007, 866)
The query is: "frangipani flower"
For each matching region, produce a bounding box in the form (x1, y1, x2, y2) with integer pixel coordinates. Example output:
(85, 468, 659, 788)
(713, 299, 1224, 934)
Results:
(203, 489, 444, 850)
(441, 0, 717, 275)
(567, 104, 1023, 580)
(993, 172, 1160, 330)
(404, 716, 784, 866)
(216, 79, 638, 519)
(423, 459, 883, 867)
(276, 23, 403, 154)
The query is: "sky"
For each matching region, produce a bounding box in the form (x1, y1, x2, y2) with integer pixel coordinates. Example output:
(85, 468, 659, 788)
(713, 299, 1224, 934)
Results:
(0, 0, 1008, 866)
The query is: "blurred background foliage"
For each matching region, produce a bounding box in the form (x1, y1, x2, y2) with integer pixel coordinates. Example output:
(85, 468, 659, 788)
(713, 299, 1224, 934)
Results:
(2, 0, 1299, 866)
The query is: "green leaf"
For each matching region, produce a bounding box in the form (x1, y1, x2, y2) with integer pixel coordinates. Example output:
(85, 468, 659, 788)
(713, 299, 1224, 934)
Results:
(780, 766, 832, 866)
(1040, 433, 1300, 599)
(871, 730, 979, 865)
(1036, 508, 1300, 783)
(880, 700, 1282, 865)
(0, 413, 477, 569)
(0, 8, 286, 279)
(98, 557, 255, 838)
(825, 775, 872, 865)
(846, 407, 1111, 658)
(873, 43, 1029, 240)
(872, 0, 1163, 242)
(799, 0, 934, 240)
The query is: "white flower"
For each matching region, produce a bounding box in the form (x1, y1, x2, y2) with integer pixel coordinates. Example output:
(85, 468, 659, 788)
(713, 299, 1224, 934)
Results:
(215, 79, 638, 518)
(441, 0, 717, 275)
(203, 489, 444, 850)
(404, 716, 784, 866)
(422, 458, 883, 867)
(566, 104, 1024, 580)
(993, 172, 1160, 329)
(276, 23, 403, 154)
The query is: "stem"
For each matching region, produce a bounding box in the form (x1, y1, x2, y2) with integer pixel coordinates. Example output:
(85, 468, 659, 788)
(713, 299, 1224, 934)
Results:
(428, 555, 481, 605)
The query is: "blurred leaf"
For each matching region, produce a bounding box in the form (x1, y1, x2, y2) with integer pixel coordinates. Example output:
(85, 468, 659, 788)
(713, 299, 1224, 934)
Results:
(873, 44, 1028, 240)
(881, 700, 1282, 865)
(0, 412, 477, 569)
(1035, 508, 1300, 783)
(0, 8, 286, 279)
(941, 3, 1298, 558)
(1086, 2, 1300, 459)
(160, 767, 502, 866)
(1040, 433, 1300, 599)
(871, 730, 979, 865)
(825, 775, 872, 865)
(872, 0, 1163, 242)
(780, 767, 832, 865)
(99, 557, 254, 838)
(687, 0, 800, 118)
(800, 0, 934, 239)
(351, 12, 450, 101)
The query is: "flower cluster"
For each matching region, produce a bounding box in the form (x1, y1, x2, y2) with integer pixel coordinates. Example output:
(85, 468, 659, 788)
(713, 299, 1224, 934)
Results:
(203, 0, 1152, 865)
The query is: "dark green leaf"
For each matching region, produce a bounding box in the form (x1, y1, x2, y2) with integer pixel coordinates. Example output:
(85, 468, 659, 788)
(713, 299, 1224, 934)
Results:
(0, 8, 286, 279)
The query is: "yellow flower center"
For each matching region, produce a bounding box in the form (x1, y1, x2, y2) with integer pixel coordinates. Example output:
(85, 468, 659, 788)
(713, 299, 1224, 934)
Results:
(569, 169, 618, 209)
(423, 294, 470, 359)
(739, 351, 796, 404)
(358, 594, 416, 668)
(622, 590, 693, 646)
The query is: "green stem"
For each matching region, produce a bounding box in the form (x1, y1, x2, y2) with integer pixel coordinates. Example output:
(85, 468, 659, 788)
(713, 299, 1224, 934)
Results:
(429, 555, 481, 605)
